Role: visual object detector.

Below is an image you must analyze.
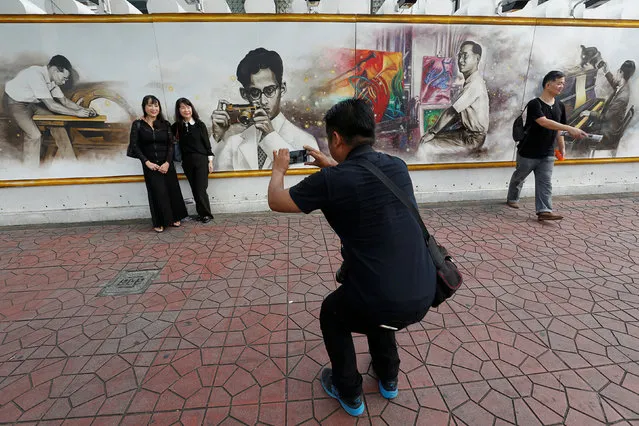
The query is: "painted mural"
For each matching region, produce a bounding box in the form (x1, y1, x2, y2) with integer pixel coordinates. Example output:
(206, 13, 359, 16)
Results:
(0, 20, 636, 181)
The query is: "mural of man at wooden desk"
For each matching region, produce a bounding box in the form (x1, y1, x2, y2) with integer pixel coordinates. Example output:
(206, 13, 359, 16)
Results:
(2, 54, 100, 168)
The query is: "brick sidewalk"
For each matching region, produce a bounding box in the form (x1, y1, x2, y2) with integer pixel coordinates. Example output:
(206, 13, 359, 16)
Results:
(1, 194, 638, 425)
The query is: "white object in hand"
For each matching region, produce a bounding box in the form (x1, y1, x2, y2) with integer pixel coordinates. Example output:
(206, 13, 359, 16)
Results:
(559, 131, 603, 142)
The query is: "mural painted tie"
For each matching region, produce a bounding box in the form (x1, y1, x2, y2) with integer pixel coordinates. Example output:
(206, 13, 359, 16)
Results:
(257, 145, 267, 170)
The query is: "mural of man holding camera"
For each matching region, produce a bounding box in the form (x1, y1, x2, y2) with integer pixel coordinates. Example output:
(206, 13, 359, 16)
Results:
(211, 47, 319, 171)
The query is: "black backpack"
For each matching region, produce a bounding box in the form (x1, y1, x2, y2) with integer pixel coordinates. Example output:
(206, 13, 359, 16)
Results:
(513, 99, 546, 143)
(512, 104, 529, 142)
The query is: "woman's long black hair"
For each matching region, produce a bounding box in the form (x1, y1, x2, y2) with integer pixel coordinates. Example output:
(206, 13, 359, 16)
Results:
(174, 97, 201, 124)
(141, 95, 167, 128)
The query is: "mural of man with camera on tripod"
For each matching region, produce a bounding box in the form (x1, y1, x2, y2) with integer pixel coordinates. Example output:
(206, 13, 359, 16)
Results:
(210, 47, 319, 171)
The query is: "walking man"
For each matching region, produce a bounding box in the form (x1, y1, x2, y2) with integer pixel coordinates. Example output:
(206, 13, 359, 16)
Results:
(507, 70, 588, 220)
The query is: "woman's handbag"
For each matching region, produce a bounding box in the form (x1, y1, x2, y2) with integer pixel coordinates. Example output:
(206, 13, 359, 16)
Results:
(172, 123, 182, 163)
(173, 141, 182, 163)
(126, 121, 141, 159)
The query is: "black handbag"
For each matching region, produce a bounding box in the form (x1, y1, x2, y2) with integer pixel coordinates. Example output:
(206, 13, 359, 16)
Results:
(173, 141, 182, 163)
(357, 159, 463, 308)
(171, 123, 182, 163)
(126, 121, 141, 159)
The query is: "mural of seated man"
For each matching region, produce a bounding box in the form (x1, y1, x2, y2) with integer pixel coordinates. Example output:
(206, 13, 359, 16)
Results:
(211, 48, 319, 171)
(2, 54, 97, 168)
(575, 59, 635, 155)
(417, 41, 489, 160)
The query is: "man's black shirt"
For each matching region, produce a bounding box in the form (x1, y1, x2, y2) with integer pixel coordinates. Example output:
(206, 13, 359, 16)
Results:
(518, 98, 566, 159)
(289, 145, 436, 317)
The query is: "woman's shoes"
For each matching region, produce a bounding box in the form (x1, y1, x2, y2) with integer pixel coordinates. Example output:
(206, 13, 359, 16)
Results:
(153, 220, 183, 232)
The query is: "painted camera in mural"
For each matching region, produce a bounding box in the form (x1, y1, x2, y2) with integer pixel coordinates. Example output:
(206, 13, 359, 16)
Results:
(218, 101, 257, 126)
(0, 19, 636, 181)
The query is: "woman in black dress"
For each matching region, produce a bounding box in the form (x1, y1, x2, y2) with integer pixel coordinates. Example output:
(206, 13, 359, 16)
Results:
(130, 95, 187, 232)
(171, 98, 214, 223)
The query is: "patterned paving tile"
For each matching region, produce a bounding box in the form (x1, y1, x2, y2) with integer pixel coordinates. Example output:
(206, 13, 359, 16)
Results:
(1, 194, 639, 423)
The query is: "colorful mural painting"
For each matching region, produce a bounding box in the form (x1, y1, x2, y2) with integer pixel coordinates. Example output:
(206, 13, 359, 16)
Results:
(420, 56, 454, 106)
(323, 49, 405, 124)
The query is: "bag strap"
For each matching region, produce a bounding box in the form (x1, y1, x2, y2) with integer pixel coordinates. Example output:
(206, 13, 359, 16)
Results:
(517, 98, 544, 147)
(358, 159, 432, 241)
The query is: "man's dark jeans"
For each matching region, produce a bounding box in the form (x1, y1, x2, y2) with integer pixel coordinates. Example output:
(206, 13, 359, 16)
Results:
(319, 285, 429, 399)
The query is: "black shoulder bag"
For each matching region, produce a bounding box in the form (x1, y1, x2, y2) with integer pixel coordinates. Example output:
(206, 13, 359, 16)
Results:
(126, 120, 142, 159)
(358, 159, 463, 308)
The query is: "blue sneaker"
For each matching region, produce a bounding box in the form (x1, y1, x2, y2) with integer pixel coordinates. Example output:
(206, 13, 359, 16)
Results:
(320, 368, 365, 416)
(378, 379, 398, 399)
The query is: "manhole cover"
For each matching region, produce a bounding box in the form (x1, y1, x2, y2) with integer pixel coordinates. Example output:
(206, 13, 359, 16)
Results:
(98, 270, 159, 296)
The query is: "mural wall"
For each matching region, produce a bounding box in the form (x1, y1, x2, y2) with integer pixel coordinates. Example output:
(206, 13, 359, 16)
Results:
(0, 19, 637, 181)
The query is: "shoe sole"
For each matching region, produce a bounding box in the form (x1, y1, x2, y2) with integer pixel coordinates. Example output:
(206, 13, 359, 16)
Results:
(321, 378, 365, 416)
(378, 381, 398, 399)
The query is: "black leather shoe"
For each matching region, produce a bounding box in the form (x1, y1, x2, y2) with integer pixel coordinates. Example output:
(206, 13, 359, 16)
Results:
(201, 216, 212, 223)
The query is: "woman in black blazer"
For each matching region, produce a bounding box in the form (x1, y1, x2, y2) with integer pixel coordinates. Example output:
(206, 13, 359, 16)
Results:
(171, 98, 214, 223)
(130, 95, 187, 233)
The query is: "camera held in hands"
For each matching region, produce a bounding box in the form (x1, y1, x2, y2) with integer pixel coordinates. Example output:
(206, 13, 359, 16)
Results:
(218, 101, 256, 126)
(289, 149, 308, 165)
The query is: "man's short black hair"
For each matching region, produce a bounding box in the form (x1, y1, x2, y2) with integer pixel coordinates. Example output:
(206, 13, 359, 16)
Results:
(236, 48, 283, 88)
(48, 55, 73, 73)
(324, 98, 375, 147)
(542, 70, 565, 88)
(620, 60, 636, 81)
(460, 40, 482, 59)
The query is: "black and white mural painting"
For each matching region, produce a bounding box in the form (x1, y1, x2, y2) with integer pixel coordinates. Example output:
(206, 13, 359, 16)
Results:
(0, 20, 636, 180)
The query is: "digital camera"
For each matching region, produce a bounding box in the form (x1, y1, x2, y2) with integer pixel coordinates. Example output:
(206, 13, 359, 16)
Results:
(218, 101, 256, 126)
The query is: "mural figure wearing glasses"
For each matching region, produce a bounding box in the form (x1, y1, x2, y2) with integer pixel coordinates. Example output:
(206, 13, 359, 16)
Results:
(418, 41, 489, 159)
(2, 55, 97, 167)
(211, 48, 319, 171)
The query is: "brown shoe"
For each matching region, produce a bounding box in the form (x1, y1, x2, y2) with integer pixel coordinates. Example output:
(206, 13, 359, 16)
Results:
(537, 212, 563, 221)
(506, 201, 520, 209)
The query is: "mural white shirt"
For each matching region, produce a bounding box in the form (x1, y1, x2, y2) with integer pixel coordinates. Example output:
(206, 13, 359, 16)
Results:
(452, 70, 489, 134)
(4, 66, 64, 103)
(213, 112, 319, 171)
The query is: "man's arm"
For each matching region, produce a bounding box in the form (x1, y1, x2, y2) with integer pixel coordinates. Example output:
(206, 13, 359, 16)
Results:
(535, 116, 587, 139)
(428, 107, 458, 134)
(557, 133, 566, 157)
(41, 98, 93, 118)
(58, 97, 82, 111)
(40, 98, 84, 116)
(268, 149, 302, 213)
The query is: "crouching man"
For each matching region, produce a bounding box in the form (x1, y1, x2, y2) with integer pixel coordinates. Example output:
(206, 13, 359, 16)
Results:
(267, 99, 437, 416)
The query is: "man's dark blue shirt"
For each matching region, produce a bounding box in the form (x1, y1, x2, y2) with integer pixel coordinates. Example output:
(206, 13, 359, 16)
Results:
(289, 144, 436, 317)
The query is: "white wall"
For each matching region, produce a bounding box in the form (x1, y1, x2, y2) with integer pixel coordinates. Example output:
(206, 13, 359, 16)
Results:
(0, 0, 46, 14)
(2, 162, 638, 226)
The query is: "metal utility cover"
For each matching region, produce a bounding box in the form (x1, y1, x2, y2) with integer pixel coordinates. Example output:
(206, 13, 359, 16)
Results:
(98, 270, 159, 296)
